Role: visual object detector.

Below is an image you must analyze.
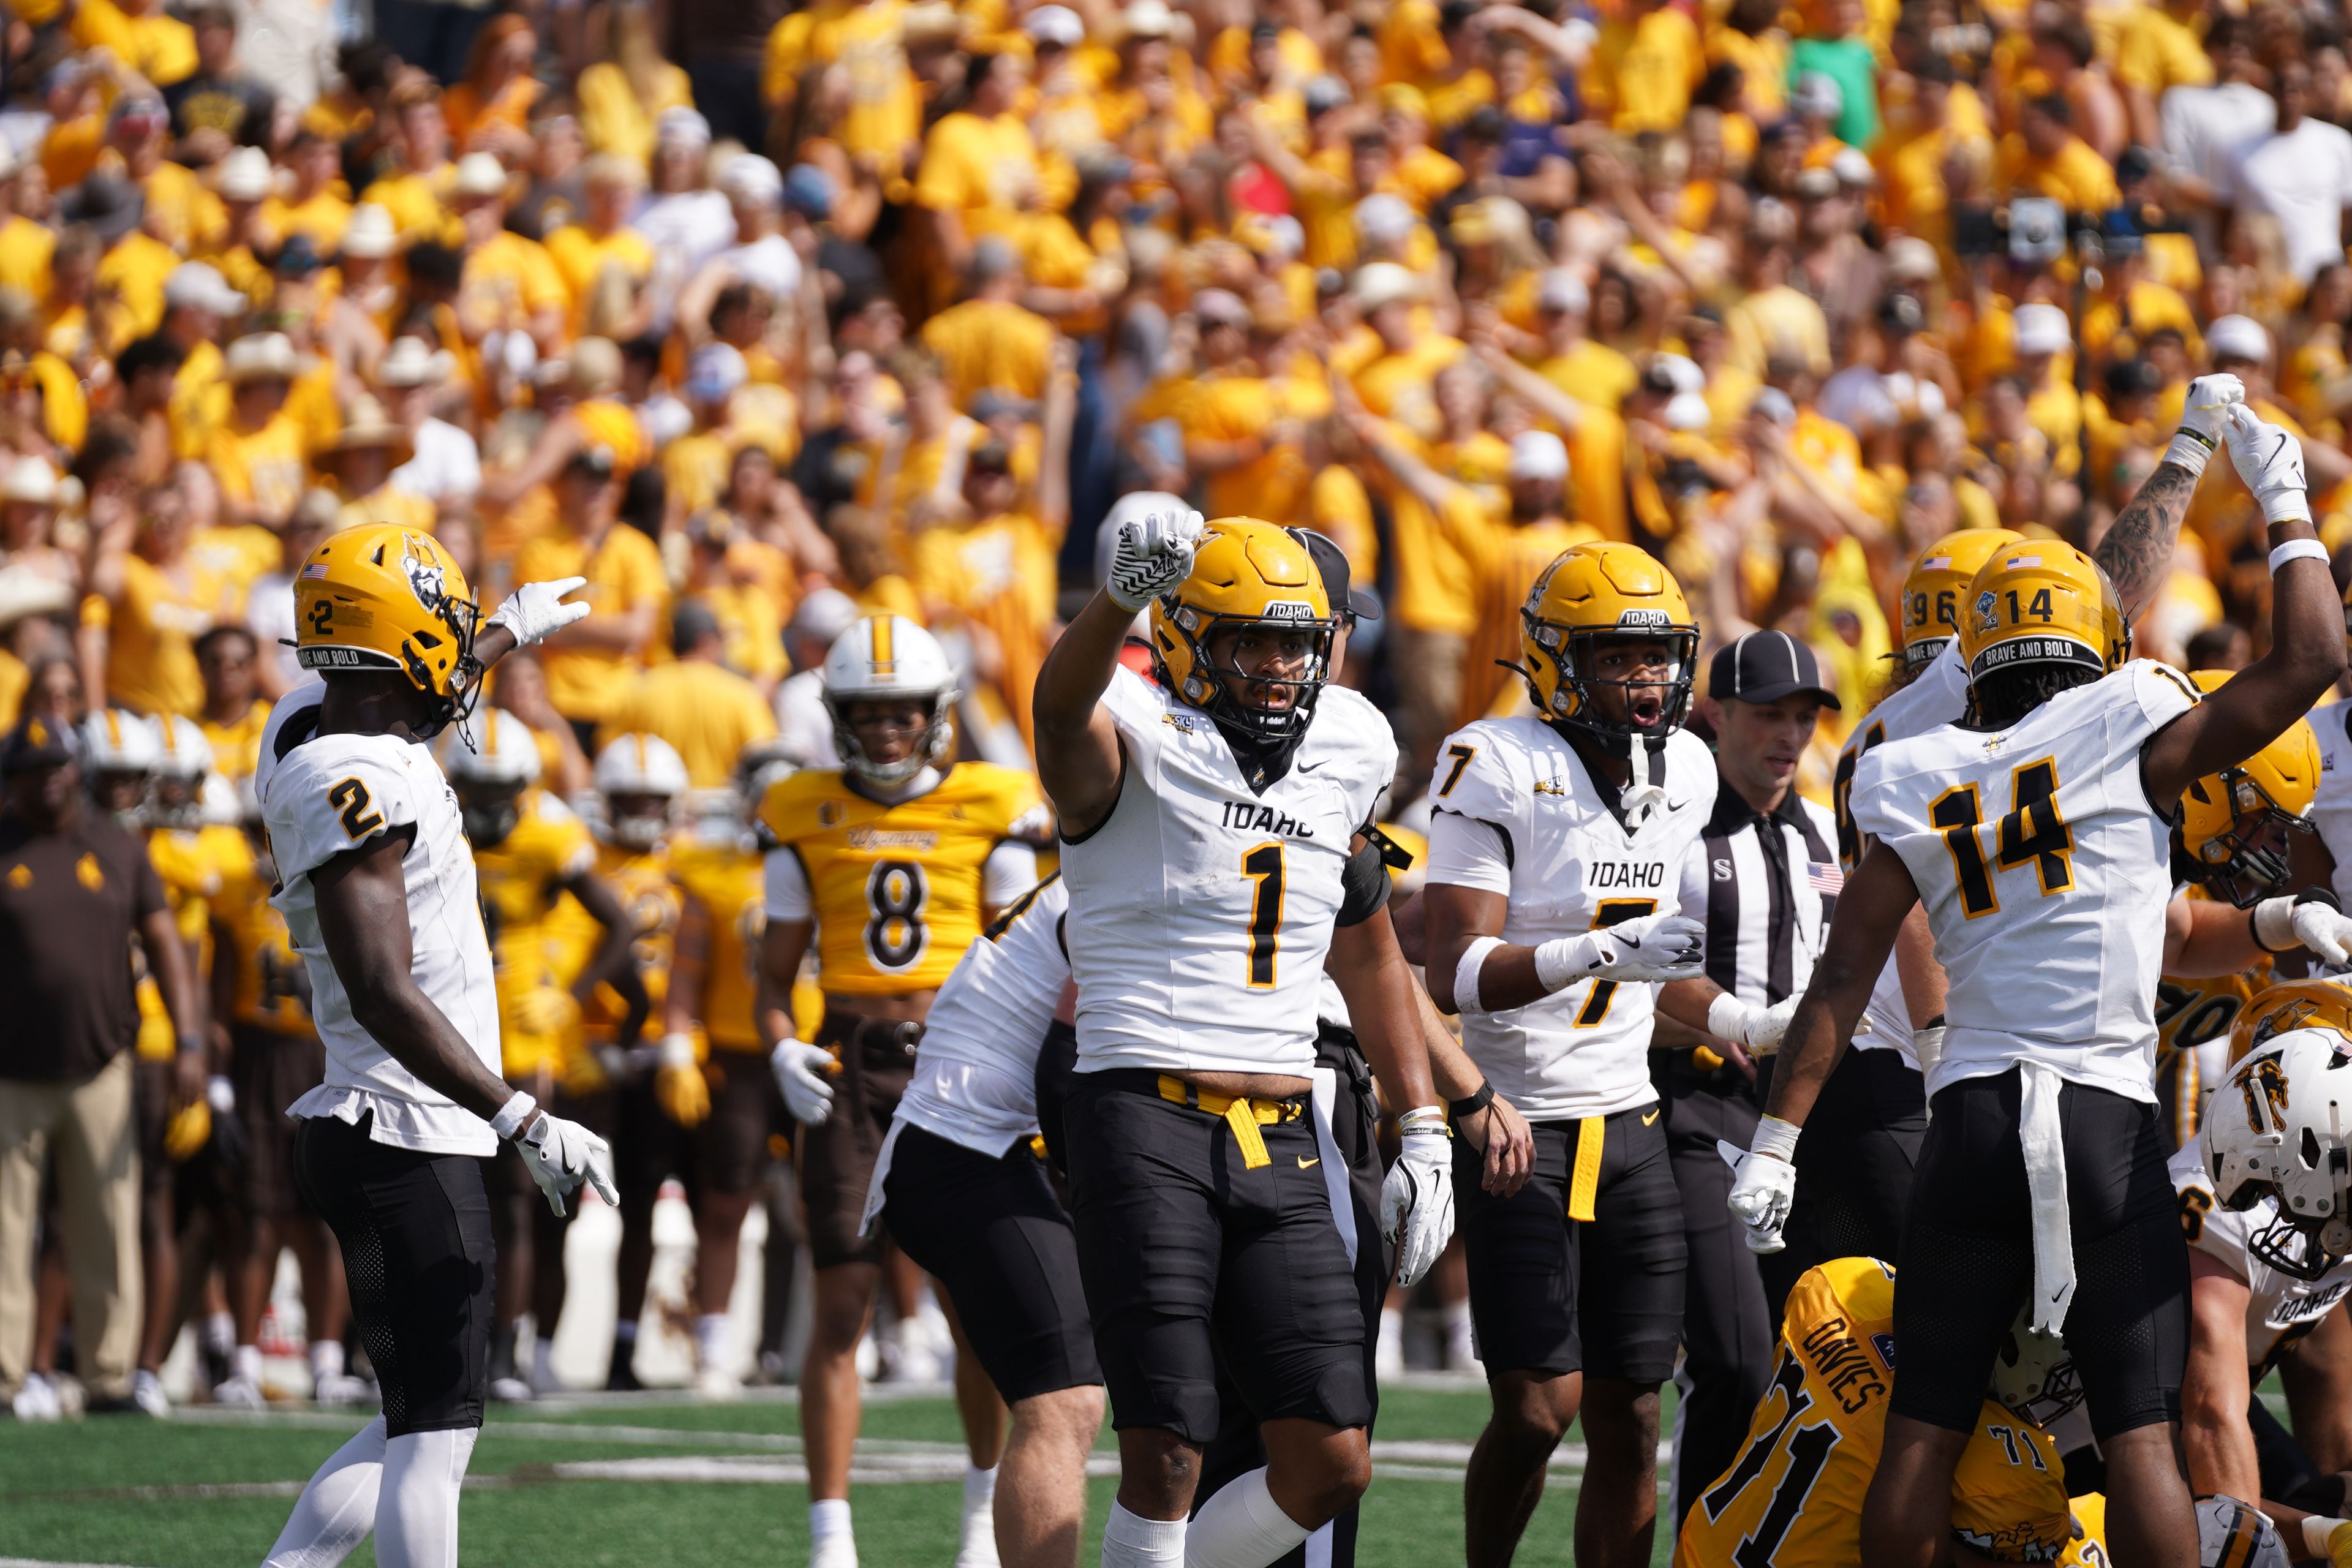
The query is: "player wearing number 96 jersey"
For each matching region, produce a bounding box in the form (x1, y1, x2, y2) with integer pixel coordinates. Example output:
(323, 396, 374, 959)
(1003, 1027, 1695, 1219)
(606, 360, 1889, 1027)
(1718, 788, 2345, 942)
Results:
(752, 612, 1042, 1568)
(1746, 464, 2348, 1568)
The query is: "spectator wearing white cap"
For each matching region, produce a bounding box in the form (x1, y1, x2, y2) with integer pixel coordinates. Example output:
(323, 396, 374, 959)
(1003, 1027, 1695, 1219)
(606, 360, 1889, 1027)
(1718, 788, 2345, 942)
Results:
(2003, 300, 2084, 478)
(636, 107, 737, 315)
(156, 261, 243, 454)
(1532, 265, 1637, 413)
(664, 344, 752, 521)
(1352, 192, 1417, 263)
(2217, 58, 2352, 285)
(0, 458, 77, 621)
(377, 337, 481, 510)
(451, 151, 570, 360)
(208, 332, 309, 527)
(681, 155, 802, 329)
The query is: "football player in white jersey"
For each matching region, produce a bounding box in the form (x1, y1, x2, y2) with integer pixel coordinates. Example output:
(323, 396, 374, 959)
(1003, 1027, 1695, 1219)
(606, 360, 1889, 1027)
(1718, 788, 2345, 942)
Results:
(2302, 589, 2352, 910)
(254, 526, 614, 1568)
(1033, 507, 1468, 1568)
(1423, 540, 1727, 1567)
(2182, 982, 2352, 1563)
(1728, 402, 2346, 1568)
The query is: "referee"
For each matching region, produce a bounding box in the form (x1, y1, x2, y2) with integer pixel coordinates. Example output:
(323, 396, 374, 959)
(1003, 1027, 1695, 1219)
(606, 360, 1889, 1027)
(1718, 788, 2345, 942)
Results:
(1653, 632, 1839, 1525)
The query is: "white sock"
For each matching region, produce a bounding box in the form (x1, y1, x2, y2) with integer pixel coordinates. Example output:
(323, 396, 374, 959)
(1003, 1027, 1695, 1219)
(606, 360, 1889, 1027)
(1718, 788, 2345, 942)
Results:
(375, 1427, 479, 1568)
(234, 1344, 265, 1384)
(532, 1336, 556, 1389)
(963, 1461, 998, 1513)
(1443, 1298, 1473, 1334)
(1183, 1467, 1310, 1568)
(264, 1413, 386, 1567)
(204, 1310, 236, 1357)
(1102, 1500, 1185, 1567)
(1379, 1307, 1404, 1348)
(311, 1340, 345, 1384)
(810, 1498, 853, 1541)
(696, 1313, 729, 1368)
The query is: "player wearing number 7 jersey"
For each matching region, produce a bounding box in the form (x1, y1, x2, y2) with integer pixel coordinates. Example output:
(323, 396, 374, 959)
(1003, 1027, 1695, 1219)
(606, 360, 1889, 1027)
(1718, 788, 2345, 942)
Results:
(1740, 403, 2347, 1568)
(752, 612, 1046, 1568)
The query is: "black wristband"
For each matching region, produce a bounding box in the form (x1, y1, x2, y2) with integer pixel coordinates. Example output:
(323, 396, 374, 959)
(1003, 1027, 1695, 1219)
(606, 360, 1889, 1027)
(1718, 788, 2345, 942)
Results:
(1449, 1080, 1495, 1120)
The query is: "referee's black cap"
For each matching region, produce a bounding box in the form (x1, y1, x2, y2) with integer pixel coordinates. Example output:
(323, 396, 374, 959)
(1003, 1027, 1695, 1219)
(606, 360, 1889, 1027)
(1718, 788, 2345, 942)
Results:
(1709, 629, 1839, 709)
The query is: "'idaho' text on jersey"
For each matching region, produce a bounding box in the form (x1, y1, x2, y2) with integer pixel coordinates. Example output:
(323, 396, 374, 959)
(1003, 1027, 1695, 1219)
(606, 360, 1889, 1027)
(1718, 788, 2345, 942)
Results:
(1852, 660, 2201, 1101)
(1060, 666, 1393, 1077)
(255, 685, 502, 1155)
(1423, 717, 1718, 1121)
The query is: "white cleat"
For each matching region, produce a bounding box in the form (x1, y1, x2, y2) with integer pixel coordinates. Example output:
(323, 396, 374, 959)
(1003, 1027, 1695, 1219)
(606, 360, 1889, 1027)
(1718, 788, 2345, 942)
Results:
(12, 1372, 61, 1422)
(809, 1534, 859, 1568)
(212, 1372, 266, 1411)
(132, 1368, 171, 1418)
(695, 1365, 742, 1400)
(313, 1373, 375, 1408)
(954, 1515, 1000, 1568)
(488, 1374, 533, 1404)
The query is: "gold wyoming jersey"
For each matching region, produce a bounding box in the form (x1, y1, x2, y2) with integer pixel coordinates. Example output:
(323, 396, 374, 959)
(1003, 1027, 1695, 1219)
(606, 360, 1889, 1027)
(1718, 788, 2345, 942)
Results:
(136, 823, 254, 1061)
(214, 841, 312, 1035)
(473, 789, 594, 1076)
(562, 840, 681, 1045)
(760, 763, 1043, 995)
(671, 837, 767, 1053)
(1676, 1257, 2082, 1567)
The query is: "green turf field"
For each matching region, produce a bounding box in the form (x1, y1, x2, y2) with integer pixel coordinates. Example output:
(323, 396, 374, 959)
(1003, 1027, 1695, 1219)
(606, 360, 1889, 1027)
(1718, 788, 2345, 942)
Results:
(0, 1380, 1680, 1567)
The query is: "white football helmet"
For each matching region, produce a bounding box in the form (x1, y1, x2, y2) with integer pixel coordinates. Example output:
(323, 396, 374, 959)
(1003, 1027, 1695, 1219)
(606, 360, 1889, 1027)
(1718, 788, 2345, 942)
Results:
(149, 715, 215, 829)
(2198, 1495, 2290, 1568)
(2204, 1024, 2352, 1280)
(80, 708, 159, 774)
(445, 707, 540, 847)
(821, 614, 955, 786)
(1988, 1311, 2084, 1430)
(594, 733, 688, 850)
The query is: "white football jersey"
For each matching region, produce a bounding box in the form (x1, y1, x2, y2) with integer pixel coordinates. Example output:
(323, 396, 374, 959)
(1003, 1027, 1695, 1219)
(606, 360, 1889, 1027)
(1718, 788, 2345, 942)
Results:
(2171, 1146, 2352, 1375)
(1834, 641, 1971, 1064)
(1853, 660, 2201, 1101)
(257, 686, 502, 1155)
(1061, 667, 1394, 1076)
(2307, 696, 2352, 910)
(1424, 717, 1717, 1120)
(899, 873, 1071, 1155)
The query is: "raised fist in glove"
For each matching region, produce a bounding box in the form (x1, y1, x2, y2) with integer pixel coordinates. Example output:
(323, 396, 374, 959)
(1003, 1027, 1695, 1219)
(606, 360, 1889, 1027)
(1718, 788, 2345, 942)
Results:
(2225, 404, 2310, 522)
(1381, 1108, 1457, 1287)
(488, 576, 591, 647)
(1104, 503, 1205, 611)
(516, 1110, 619, 1217)
(772, 1038, 839, 1125)
(1708, 993, 1800, 1055)
(2256, 889, 2352, 966)
(2165, 372, 2245, 472)
(655, 1035, 712, 1127)
(1535, 911, 1705, 990)
(1720, 1114, 1802, 1253)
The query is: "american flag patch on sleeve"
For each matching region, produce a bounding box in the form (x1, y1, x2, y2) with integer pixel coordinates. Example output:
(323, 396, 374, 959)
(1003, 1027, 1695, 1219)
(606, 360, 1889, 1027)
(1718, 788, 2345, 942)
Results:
(1806, 862, 1844, 895)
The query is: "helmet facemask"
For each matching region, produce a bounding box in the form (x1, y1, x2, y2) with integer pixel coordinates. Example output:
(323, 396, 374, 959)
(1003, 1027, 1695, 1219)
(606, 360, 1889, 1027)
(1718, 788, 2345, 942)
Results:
(827, 691, 954, 787)
(90, 766, 151, 829)
(149, 771, 206, 831)
(1989, 1316, 2085, 1430)
(1156, 603, 1336, 778)
(605, 790, 676, 852)
(457, 780, 525, 848)
(1524, 619, 1698, 744)
(2246, 1209, 2352, 1283)
(2190, 771, 2314, 908)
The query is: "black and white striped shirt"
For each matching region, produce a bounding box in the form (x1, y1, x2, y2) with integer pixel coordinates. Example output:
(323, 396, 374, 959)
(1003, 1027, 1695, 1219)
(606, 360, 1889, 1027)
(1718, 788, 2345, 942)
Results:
(1675, 783, 1840, 1008)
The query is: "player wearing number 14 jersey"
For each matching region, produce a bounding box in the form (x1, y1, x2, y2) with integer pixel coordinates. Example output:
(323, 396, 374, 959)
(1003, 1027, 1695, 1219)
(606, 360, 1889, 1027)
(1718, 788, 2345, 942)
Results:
(754, 613, 1044, 1568)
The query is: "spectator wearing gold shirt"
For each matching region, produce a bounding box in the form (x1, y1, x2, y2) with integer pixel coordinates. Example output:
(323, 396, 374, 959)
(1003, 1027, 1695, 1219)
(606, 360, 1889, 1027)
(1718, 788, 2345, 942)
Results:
(512, 445, 668, 748)
(598, 602, 778, 790)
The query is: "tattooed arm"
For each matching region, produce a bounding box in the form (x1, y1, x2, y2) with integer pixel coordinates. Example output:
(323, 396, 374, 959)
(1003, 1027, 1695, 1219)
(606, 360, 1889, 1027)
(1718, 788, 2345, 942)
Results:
(2092, 372, 2244, 609)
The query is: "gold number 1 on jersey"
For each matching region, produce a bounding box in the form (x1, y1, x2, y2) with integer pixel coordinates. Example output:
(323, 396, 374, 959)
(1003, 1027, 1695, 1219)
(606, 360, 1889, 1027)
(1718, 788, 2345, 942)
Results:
(1243, 842, 1284, 989)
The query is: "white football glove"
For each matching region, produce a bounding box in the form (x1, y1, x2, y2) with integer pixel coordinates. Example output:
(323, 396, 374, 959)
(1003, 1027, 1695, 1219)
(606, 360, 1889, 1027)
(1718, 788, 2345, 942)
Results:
(772, 1038, 839, 1125)
(488, 575, 591, 647)
(2255, 891, 2352, 965)
(1380, 1110, 1457, 1288)
(2162, 372, 2244, 475)
(1707, 993, 1800, 1056)
(514, 1110, 618, 1218)
(1104, 505, 1205, 611)
(1534, 912, 1705, 990)
(2225, 404, 2310, 523)
(1719, 1114, 1803, 1253)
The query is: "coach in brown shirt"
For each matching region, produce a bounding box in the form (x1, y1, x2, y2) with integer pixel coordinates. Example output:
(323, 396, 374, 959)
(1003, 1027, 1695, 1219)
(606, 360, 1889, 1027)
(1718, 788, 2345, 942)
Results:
(0, 713, 200, 1412)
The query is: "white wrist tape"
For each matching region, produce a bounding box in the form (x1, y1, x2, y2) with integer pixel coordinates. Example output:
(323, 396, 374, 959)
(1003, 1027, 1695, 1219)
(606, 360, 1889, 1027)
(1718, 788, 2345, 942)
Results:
(2162, 428, 2218, 478)
(1532, 933, 1597, 994)
(2269, 537, 2329, 573)
(490, 1090, 539, 1141)
(1912, 1024, 1946, 1078)
(1707, 992, 1758, 1046)
(1453, 937, 1506, 1016)
(2255, 895, 2300, 951)
(1749, 1114, 1802, 1163)
(658, 1033, 697, 1069)
(2305, 1517, 2350, 1558)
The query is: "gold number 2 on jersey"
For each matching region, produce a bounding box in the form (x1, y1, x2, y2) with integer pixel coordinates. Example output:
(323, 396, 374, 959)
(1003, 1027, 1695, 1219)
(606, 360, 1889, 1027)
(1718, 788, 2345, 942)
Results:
(1928, 758, 2075, 919)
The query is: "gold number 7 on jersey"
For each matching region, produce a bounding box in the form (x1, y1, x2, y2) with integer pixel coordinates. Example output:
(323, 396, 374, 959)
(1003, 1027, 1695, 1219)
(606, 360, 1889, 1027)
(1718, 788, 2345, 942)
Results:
(1575, 899, 1657, 1028)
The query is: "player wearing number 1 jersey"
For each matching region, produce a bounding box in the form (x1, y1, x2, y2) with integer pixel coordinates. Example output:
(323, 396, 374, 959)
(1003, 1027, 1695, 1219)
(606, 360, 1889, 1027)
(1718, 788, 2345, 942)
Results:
(1738, 398, 2347, 1568)
(754, 612, 1044, 1568)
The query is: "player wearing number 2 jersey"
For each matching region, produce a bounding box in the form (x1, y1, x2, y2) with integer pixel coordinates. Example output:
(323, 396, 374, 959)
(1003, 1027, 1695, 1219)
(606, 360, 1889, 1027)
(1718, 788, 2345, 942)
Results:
(753, 612, 1044, 1568)
(1739, 396, 2346, 1568)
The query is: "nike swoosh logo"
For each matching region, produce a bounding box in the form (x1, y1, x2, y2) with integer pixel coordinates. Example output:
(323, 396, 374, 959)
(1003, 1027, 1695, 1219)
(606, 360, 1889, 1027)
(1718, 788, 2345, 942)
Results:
(1667, 799, 1692, 812)
(1642, 1110, 1660, 1126)
(1297, 1155, 1319, 1169)
(1297, 758, 1328, 772)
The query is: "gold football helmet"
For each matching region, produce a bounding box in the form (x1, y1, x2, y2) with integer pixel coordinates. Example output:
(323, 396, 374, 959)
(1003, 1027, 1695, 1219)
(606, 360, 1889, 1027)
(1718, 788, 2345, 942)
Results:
(1956, 540, 2128, 692)
(2226, 979, 2352, 1072)
(2177, 669, 2321, 907)
(1901, 527, 2022, 670)
(292, 524, 481, 733)
(1518, 541, 1699, 737)
(1149, 518, 1335, 747)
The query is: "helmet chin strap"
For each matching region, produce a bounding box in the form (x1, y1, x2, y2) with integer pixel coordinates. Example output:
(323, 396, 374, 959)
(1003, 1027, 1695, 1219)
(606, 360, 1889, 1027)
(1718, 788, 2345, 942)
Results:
(1564, 720, 1673, 827)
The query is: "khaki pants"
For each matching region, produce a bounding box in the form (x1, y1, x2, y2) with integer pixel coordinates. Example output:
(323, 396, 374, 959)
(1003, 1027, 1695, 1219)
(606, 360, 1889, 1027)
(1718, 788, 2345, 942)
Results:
(0, 1052, 141, 1400)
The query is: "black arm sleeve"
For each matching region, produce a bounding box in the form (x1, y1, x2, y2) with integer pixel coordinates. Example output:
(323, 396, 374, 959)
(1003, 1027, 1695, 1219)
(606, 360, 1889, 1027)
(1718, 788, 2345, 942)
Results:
(1334, 837, 1393, 927)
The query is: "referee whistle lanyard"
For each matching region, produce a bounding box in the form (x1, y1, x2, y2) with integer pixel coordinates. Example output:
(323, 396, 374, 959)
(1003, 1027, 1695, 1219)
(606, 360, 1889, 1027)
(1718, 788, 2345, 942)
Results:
(2017, 1061, 2077, 1337)
(1307, 1068, 1357, 1269)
